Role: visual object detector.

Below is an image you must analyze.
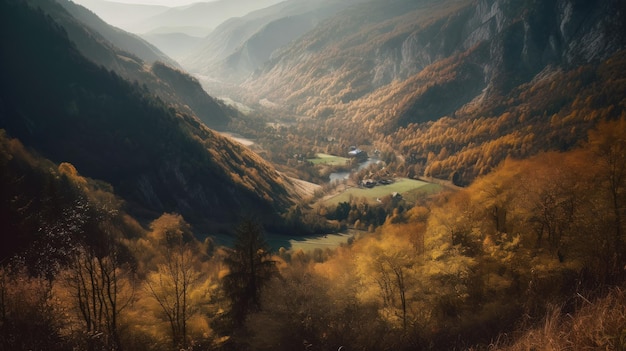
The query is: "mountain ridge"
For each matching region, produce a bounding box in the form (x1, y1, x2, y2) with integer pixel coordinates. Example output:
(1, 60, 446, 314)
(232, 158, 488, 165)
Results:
(216, 0, 626, 186)
(32, 0, 233, 129)
(69, 0, 169, 32)
(56, 0, 176, 66)
(182, 0, 371, 82)
(130, 0, 285, 35)
(0, 0, 297, 230)
(238, 0, 625, 115)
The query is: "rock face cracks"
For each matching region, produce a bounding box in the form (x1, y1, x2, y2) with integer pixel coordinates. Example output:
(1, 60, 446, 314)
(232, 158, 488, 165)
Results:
(371, 0, 626, 92)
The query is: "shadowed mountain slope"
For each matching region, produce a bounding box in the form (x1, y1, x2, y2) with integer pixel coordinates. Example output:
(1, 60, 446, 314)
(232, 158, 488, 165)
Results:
(29, 0, 176, 67)
(69, 0, 169, 32)
(28, 0, 231, 129)
(0, 0, 297, 229)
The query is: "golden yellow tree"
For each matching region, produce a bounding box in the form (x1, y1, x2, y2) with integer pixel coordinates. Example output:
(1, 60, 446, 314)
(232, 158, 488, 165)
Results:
(142, 213, 210, 349)
(145, 248, 200, 349)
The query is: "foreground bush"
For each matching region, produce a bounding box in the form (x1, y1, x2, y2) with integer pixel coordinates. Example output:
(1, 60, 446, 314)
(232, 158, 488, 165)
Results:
(483, 288, 626, 351)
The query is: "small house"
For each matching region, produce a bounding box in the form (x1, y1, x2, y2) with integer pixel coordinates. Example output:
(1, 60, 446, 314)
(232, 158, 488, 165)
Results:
(362, 179, 376, 188)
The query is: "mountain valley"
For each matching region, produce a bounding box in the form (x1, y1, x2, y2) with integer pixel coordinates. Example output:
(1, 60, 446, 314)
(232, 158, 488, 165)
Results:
(1, 0, 626, 350)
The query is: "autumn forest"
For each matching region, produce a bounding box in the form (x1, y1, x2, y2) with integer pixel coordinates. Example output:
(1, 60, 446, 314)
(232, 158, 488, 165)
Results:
(2, 0, 626, 350)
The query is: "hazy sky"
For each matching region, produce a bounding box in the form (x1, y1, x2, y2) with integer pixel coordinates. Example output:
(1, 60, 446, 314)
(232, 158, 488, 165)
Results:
(72, 0, 286, 35)
(102, 0, 215, 6)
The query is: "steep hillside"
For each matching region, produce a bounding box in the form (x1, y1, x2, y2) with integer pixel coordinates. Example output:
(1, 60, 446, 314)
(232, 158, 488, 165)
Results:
(235, 0, 626, 184)
(29, 0, 176, 67)
(55, 0, 176, 66)
(182, 0, 370, 82)
(151, 62, 231, 128)
(240, 0, 471, 100)
(27, 0, 231, 129)
(243, 0, 626, 112)
(0, 0, 296, 229)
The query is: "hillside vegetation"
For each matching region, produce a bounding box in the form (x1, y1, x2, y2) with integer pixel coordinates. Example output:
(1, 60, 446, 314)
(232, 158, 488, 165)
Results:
(2, 111, 624, 350)
(236, 118, 626, 350)
(28, 0, 233, 130)
(0, 0, 295, 229)
(1, 0, 626, 349)
(227, 0, 626, 187)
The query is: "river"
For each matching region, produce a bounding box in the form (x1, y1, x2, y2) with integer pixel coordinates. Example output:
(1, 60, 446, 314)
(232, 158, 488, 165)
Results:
(329, 157, 379, 182)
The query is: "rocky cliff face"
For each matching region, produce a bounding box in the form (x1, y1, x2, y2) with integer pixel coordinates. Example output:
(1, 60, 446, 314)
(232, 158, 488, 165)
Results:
(240, 0, 625, 129)
(482, 0, 625, 91)
(370, 0, 626, 92)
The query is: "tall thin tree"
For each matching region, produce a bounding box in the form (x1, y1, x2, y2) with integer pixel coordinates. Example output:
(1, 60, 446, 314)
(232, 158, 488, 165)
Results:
(145, 217, 200, 349)
(222, 219, 277, 327)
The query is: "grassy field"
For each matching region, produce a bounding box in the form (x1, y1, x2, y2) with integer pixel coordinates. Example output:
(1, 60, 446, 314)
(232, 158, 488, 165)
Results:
(322, 178, 442, 206)
(307, 153, 350, 166)
(288, 232, 354, 252)
(210, 231, 353, 252)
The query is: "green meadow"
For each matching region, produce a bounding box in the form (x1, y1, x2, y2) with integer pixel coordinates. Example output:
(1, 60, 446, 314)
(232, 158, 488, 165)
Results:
(307, 153, 350, 166)
(323, 178, 441, 206)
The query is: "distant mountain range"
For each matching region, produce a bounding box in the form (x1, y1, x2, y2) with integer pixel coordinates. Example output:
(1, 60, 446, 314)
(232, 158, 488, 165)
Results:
(69, 0, 169, 31)
(181, 0, 372, 82)
(71, 0, 291, 66)
(135, 0, 284, 34)
(141, 31, 203, 61)
(0, 0, 299, 231)
(73, 0, 285, 36)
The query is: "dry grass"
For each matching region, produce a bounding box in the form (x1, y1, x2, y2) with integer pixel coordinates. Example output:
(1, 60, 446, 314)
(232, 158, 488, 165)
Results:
(286, 176, 321, 200)
(483, 288, 626, 351)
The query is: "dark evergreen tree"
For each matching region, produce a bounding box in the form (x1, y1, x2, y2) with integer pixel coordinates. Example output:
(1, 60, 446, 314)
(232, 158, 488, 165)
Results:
(222, 219, 277, 327)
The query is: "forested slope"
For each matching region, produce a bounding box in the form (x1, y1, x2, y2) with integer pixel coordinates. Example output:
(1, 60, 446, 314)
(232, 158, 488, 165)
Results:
(28, 0, 232, 129)
(0, 0, 295, 228)
(2, 114, 625, 350)
(235, 0, 626, 185)
(250, 117, 626, 350)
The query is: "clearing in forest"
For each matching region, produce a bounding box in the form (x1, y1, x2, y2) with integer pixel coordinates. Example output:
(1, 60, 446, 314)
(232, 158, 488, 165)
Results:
(322, 178, 442, 206)
(307, 153, 350, 166)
